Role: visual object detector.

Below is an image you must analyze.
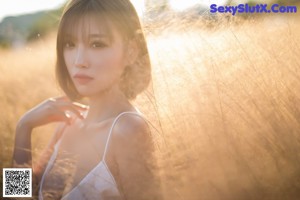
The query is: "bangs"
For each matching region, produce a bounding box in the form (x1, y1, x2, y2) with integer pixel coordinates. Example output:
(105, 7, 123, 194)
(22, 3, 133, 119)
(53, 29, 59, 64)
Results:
(57, 0, 139, 49)
(60, 12, 114, 44)
(57, 0, 124, 47)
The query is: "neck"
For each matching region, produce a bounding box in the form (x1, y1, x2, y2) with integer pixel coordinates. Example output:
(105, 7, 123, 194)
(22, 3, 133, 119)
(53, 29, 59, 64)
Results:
(84, 86, 132, 124)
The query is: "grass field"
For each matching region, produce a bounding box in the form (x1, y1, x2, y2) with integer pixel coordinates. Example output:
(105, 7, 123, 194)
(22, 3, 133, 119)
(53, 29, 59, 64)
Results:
(1, 13, 300, 199)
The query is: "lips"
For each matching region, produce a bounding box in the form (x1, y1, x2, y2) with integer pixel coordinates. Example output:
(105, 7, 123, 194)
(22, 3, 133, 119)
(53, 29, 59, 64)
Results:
(73, 73, 94, 84)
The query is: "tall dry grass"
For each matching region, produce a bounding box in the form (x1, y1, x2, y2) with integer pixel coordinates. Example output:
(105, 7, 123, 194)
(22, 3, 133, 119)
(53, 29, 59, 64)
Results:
(147, 14, 300, 200)
(1, 13, 300, 199)
(0, 31, 62, 168)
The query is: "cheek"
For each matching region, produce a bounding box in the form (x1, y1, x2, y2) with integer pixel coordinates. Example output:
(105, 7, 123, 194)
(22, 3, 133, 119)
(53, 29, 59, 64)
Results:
(93, 50, 126, 74)
(63, 52, 74, 71)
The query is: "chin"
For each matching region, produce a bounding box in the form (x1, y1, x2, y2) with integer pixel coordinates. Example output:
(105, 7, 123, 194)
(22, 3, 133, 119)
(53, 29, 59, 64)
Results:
(75, 81, 117, 97)
(77, 88, 110, 98)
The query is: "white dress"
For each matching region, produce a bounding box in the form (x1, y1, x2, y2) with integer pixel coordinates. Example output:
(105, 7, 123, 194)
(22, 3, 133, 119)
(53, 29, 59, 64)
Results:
(38, 111, 145, 200)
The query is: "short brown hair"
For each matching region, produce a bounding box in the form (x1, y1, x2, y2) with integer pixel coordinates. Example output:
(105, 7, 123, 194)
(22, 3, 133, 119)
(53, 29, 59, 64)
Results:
(56, 0, 151, 100)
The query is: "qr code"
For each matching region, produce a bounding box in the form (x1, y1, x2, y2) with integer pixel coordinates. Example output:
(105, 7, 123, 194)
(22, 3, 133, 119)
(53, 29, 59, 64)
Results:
(3, 168, 32, 197)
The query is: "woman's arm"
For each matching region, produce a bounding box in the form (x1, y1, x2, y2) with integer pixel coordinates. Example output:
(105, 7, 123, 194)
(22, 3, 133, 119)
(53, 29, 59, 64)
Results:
(12, 97, 87, 192)
(12, 118, 65, 197)
(12, 117, 65, 168)
(12, 97, 85, 167)
(12, 117, 34, 168)
(113, 115, 163, 200)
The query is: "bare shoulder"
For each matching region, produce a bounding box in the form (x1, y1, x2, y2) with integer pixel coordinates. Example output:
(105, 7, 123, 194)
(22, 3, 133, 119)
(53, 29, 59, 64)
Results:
(111, 113, 162, 200)
(115, 113, 150, 137)
(112, 112, 152, 151)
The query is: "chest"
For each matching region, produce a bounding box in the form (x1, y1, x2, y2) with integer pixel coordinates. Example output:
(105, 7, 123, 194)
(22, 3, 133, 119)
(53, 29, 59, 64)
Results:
(41, 121, 114, 199)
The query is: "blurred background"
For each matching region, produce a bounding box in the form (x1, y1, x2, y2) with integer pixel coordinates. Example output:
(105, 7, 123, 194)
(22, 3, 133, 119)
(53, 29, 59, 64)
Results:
(1, 0, 300, 199)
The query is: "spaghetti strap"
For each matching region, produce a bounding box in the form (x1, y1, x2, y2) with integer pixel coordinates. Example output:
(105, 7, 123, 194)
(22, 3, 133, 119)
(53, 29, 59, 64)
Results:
(102, 111, 146, 162)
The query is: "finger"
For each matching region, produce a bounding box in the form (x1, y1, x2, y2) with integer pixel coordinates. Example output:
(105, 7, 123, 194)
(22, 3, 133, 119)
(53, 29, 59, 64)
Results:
(49, 110, 73, 125)
(64, 112, 74, 125)
(57, 102, 86, 119)
(72, 102, 89, 110)
(53, 97, 88, 110)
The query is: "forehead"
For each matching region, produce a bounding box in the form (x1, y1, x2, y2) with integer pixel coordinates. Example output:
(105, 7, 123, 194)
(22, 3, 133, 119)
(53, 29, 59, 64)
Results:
(62, 13, 121, 41)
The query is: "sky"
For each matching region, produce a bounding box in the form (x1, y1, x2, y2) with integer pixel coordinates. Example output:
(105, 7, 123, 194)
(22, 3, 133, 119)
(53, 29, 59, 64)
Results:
(0, 0, 66, 22)
(0, 0, 228, 23)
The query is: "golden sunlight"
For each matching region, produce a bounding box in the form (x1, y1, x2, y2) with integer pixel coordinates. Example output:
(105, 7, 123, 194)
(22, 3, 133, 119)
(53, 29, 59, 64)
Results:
(130, 0, 145, 15)
(170, 0, 228, 11)
(130, 0, 229, 13)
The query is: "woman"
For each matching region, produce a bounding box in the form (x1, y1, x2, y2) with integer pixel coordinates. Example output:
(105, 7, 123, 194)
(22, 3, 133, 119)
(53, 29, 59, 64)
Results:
(12, 0, 162, 199)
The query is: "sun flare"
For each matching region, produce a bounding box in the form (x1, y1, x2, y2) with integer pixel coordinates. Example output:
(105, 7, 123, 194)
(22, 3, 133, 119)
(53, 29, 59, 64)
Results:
(130, 0, 228, 13)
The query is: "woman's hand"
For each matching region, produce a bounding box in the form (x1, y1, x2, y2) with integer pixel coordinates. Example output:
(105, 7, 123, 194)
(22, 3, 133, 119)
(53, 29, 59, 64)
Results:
(13, 96, 87, 173)
(19, 96, 88, 129)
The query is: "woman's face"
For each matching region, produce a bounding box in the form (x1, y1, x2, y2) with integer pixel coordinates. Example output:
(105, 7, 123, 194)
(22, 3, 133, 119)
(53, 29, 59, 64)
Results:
(63, 16, 129, 98)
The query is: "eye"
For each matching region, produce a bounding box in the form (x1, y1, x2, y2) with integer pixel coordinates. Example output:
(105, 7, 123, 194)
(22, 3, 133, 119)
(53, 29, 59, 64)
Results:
(91, 41, 107, 48)
(64, 41, 75, 48)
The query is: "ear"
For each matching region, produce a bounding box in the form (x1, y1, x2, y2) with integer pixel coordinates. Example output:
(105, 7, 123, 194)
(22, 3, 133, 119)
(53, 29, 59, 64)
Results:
(125, 39, 139, 66)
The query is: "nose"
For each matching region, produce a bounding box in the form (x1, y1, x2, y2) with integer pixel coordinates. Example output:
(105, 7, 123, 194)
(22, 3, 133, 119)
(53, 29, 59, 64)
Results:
(74, 47, 89, 69)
